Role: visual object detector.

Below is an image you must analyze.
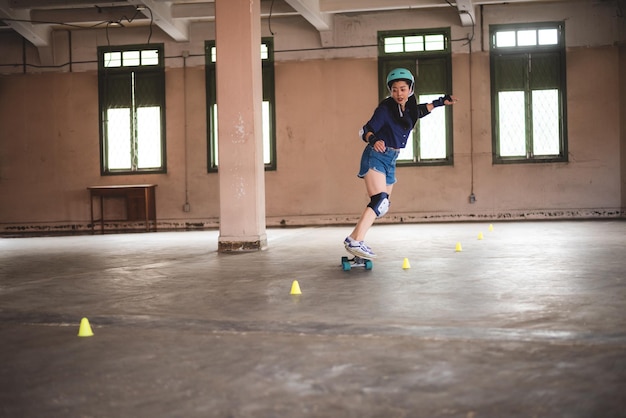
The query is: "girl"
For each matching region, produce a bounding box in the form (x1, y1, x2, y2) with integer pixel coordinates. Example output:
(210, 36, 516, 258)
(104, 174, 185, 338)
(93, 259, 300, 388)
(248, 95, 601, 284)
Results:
(344, 68, 458, 259)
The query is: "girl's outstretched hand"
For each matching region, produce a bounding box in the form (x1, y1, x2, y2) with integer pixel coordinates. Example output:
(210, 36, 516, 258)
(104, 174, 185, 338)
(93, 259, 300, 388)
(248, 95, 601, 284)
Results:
(445, 95, 459, 105)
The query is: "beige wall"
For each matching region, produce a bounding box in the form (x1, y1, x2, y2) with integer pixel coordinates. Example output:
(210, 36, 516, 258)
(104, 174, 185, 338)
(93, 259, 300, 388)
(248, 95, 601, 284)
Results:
(0, 1, 624, 234)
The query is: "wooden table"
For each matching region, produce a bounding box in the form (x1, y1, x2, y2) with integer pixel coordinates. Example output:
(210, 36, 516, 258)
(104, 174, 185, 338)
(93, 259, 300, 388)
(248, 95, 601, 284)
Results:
(87, 184, 157, 234)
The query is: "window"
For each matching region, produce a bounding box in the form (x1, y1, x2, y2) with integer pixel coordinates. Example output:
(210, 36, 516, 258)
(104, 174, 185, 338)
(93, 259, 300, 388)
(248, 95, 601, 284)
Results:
(98, 44, 166, 174)
(205, 38, 276, 171)
(490, 22, 567, 163)
(378, 29, 453, 166)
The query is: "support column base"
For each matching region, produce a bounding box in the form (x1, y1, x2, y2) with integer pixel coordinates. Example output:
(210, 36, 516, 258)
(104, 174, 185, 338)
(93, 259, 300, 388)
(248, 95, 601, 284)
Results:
(218, 237, 267, 252)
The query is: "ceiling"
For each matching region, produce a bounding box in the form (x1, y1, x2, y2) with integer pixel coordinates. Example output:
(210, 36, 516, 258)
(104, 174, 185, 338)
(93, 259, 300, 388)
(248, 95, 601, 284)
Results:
(0, 0, 570, 48)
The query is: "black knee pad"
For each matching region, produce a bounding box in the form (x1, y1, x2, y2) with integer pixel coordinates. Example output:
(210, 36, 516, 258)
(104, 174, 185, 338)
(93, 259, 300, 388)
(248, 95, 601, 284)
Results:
(367, 192, 390, 218)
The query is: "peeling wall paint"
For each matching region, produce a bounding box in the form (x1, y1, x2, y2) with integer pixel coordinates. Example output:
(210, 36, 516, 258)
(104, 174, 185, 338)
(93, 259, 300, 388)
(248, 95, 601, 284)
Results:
(2, 209, 623, 237)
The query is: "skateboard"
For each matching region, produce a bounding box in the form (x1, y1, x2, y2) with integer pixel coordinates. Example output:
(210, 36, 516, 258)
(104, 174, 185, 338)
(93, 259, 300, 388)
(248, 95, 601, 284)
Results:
(341, 254, 373, 271)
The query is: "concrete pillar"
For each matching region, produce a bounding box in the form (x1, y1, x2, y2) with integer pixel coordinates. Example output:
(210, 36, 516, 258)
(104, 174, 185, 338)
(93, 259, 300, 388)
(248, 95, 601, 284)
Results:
(215, 0, 267, 251)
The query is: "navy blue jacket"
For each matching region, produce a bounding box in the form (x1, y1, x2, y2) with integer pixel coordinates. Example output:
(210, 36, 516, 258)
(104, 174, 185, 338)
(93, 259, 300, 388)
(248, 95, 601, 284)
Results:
(362, 95, 430, 149)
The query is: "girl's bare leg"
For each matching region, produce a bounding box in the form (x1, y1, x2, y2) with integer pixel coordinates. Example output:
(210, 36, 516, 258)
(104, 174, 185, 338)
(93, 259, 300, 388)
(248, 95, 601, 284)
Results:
(349, 169, 394, 241)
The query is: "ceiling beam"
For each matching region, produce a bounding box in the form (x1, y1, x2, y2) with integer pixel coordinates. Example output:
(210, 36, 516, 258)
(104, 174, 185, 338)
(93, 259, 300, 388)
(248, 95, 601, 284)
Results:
(171, 1, 298, 20)
(127, 0, 188, 42)
(284, 0, 331, 31)
(0, 0, 50, 46)
(171, 2, 214, 19)
(31, 5, 146, 25)
(320, 0, 569, 13)
(9, 0, 128, 9)
(455, 0, 475, 27)
(320, 0, 448, 13)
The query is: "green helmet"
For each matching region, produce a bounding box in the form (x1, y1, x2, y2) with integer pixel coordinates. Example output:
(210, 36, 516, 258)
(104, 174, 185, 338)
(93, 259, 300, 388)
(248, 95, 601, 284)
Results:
(386, 68, 414, 91)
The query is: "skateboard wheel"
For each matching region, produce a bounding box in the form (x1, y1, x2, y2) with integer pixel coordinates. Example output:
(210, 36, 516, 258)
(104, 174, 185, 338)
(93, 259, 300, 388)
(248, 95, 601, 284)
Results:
(341, 256, 351, 270)
(341, 259, 351, 271)
(365, 260, 373, 270)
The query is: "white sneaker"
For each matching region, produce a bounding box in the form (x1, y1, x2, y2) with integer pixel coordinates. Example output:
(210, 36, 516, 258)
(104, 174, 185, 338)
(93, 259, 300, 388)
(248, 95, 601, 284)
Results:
(344, 237, 377, 259)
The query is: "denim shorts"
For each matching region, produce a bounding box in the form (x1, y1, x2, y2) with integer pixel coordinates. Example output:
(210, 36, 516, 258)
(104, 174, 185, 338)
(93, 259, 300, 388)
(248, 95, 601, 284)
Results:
(358, 145, 401, 185)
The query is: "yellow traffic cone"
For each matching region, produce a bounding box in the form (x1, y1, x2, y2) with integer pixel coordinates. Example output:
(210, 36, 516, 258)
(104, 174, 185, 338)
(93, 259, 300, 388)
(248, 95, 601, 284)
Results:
(290, 280, 302, 295)
(455, 242, 463, 252)
(78, 317, 94, 337)
(478, 232, 484, 240)
(488, 224, 494, 232)
(402, 258, 411, 269)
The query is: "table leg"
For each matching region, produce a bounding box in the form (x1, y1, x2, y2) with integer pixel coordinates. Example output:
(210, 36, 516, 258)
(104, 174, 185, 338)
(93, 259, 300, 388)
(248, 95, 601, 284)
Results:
(151, 187, 157, 232)
(99, 195, 104, 234)
(90, 193, 95, 234)
(144, 188, 150, 232)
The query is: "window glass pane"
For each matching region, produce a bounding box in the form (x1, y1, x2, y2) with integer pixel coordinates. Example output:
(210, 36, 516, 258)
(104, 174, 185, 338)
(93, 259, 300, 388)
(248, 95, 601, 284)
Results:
(384, 37, 404, 53)
(532, 89, 560, 155)
(141, 50, 159, 66)
(424, 34, 444, 51)
(99, 45, 165, 174)
(211, 45, 268, 61)
(404, 36, 424, 52)
(490, 24, 565, 162)
(212, 104, 219, 166)
(496, 31, 516, 47)
(106, 108, 132, 169)
(136, 106, 162, 168)
(538, 29, 558, 45)
(418, 94, 447, 159)
(498, 91, 526, 156)
(262, 101, 271, 164)
(104, 52, 122, 68)
(517, 30, 537, 46)
(122, 51, 140, 67)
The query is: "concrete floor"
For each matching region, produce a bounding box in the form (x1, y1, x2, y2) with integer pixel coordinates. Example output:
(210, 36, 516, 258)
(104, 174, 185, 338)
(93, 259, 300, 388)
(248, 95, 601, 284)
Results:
(1, 221, 625, 417)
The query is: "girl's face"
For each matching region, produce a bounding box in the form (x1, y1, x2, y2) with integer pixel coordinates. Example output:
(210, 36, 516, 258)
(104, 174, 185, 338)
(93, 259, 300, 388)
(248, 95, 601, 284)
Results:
(390, 80, 412, 106)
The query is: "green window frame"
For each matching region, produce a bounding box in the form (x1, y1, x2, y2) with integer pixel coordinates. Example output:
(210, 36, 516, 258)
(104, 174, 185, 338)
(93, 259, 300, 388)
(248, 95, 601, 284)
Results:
(378, 29, 453, 166)
(490, 22, 567, 164)
(205, 38, 276, 172)
(97, 44, 166, 175)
